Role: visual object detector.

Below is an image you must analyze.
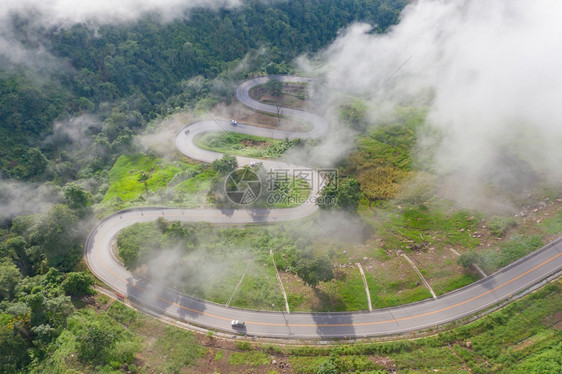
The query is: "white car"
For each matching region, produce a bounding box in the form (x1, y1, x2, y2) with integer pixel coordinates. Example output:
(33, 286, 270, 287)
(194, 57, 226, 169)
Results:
(249, 161, 262, 167)
(231, 119, 237, 125)
(231, 320, 245, 327)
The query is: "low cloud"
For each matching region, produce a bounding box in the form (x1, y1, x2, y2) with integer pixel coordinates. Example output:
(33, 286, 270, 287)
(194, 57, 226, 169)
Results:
(0, 0, 243, 67)
(301, 0, 562, 211)
(0, 179, 62, 220)
(0, 0, 242, 26)
(137, 112, 198, 158)
(44, 114, 102, 151)
(140, 245, 251, 305)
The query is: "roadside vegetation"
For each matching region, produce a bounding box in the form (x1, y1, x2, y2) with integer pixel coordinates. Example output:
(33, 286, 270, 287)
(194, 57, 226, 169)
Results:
(206, 154, 311, 210)
(116, 219, 327, 311)
(115, 205, 541, 313)
(195, 131, 299, 158)
(286, 279, 562, 374)
(98, 153, 216, 216)
(5, 276, 558, 373)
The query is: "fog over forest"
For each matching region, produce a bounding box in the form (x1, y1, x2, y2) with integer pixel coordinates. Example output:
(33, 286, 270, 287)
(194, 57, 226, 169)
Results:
(305, 0, 562, 211)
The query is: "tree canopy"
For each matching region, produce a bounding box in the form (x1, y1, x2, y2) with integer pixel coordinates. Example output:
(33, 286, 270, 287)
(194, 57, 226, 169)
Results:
(212, 154, 238, 175)
(266, 78, 283, 97)
(318, 177, 362, 211)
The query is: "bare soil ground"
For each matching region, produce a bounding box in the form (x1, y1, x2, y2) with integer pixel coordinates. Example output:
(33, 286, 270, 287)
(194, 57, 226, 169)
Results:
(250, 82, 310, 110)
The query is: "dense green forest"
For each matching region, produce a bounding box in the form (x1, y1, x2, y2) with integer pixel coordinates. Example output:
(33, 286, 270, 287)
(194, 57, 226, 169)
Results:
(1, 0, 406, 181)
(0, 1, 408, 372)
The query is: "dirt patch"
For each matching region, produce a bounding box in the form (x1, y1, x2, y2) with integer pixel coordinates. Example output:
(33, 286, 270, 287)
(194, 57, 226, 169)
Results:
(193, 338, 281, 374)
(512, 337, 536, 352)
(370, 355, 396, 372)
(250, 82, 310, 110)
(241, 138, 271, 148)
(211, 102, 308, 132)
(545, 310, 562, 330)
(76, 294, 99, 309)
(459, 197, 562, 257)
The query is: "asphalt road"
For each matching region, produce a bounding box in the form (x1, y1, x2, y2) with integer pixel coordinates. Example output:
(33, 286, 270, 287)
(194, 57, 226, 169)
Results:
(85, 76, 562, 339)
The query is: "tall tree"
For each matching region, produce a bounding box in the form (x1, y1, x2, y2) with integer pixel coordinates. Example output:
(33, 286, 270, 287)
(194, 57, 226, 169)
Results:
(211, 154, 238, 175)
(0, 260, 21, 301)
(29, 205, 82, 271)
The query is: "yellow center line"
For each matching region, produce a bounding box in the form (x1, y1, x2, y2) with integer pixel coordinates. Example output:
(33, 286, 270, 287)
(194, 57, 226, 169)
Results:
(94, 217, 562, 328)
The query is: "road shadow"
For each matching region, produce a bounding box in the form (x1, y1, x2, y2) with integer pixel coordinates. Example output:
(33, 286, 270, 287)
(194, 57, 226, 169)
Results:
(309, 288, 356, 339)
(174, 290, 208, 322)
(247, 207, 271, 223)
(220, 207, 234, 217)
(311, 311, 356, 340)
(125, 275, 206, 322)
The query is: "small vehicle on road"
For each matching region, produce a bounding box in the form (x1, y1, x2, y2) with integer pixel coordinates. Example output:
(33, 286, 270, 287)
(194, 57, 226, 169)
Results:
(249, 161, 262, 167)
(184, 129, 190, 134)
(231, 320, 245, 327)
(231, 119, 238, 125)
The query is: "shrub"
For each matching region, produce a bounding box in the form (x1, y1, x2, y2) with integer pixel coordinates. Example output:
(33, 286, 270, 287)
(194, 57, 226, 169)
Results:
(111, 340, 142, 364)
(489, 216, 517, 237)
(236, 341, 252, 351)
(61, 272, 94, 296)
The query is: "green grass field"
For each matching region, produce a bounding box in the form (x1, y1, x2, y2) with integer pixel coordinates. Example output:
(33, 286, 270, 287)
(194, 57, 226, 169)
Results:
(362, 202, 482, 254)
(194, 131, 296, 158)
(103, 153, 181, 202)
(98, 153, 216, 214)
(228, 259, 286, 311)
(540, 211, 562, 235)
(177, 251, 285, 311)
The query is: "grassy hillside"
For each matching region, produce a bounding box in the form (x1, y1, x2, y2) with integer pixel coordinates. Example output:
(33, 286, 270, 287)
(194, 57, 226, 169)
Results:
(98, 153, 216, 215)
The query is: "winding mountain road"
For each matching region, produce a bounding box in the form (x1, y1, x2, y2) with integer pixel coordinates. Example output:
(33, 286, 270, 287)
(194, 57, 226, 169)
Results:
(85, 76, 562, 339)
